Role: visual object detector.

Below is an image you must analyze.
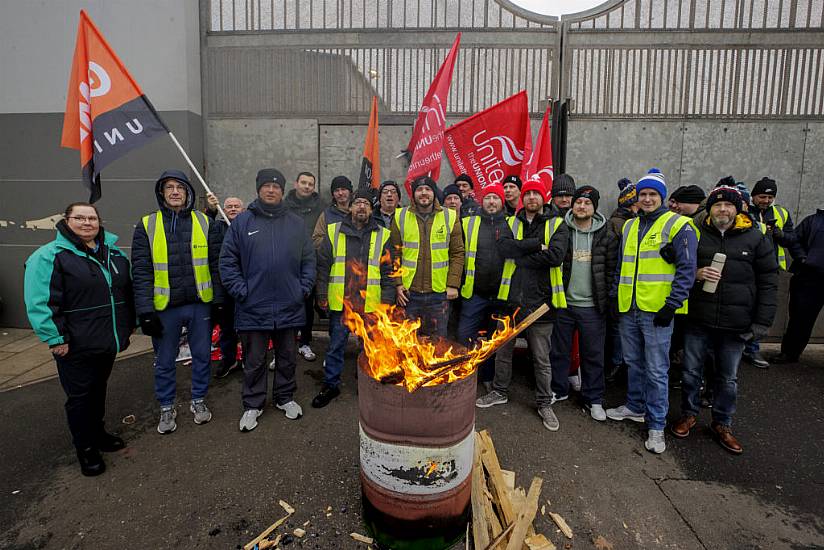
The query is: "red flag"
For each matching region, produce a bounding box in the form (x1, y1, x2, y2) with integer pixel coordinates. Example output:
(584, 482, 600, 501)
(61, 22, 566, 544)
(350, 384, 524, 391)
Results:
(521, 104, 553, 196)
(61, 10, 167, 202)
(444, 91, 531, 191)
(358, 96, 380, 190)
(404, 33, 461, 196)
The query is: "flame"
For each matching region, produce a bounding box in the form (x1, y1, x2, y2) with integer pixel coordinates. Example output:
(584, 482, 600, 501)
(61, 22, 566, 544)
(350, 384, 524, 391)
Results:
(424, 461, 439, 477)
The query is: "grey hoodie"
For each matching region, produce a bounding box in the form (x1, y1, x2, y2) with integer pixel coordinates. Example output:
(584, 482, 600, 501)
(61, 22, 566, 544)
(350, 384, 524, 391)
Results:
(564, 209, 606, 307)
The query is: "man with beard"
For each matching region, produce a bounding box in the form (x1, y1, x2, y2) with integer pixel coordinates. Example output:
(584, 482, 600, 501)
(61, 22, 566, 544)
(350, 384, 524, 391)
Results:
(547, 173, 576, 217)
(454, 173, 481, 218)
(312, 176, 354, 248)
(373, 180, 402, 229)
(314, 188, 395, 408)
(391, 176, 464, 338)
(671, 185, 777, 454)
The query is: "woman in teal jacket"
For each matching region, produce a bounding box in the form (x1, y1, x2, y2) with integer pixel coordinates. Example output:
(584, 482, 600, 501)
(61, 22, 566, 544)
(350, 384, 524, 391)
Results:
(24, 202, 134, 477)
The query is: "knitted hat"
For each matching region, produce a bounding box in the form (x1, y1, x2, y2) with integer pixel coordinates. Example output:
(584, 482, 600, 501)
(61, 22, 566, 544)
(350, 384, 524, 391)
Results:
(502, 175, 523, 189)
(454, 173, 474, 189)
(331, 175, 353, 193)
(411, 175, 437, 194)
(552, 174, 576, 197)
(573, 185, 600, 211)
(716, 175, 736, 188)
(256, 168, 286, 192)
(735, 182, 751, 204)
(752, 177, 777, 197)
(482, 184, 506, 205)
(617, 178, 637, 207)
(636, 168, 667, 199)
(352, 186, 375, 205)
(670, 185, 706, 205)
(706, 185, 744, 213)
(379, 180, 401, 197)
(442, 183, 463, 202)
(520, 179, 547, 203)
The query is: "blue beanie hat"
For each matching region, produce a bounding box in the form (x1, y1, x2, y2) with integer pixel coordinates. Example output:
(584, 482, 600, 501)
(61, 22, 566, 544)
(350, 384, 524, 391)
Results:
(636, 168, 667, 199)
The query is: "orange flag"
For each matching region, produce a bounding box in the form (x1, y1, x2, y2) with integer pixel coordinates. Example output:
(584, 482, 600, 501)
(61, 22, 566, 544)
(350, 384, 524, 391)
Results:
(359, 96, 380, 190)
(61, 10, 167, 202)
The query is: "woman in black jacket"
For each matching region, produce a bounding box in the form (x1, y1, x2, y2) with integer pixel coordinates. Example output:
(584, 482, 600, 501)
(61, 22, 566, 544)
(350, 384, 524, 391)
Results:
(24, 203, 135, 476)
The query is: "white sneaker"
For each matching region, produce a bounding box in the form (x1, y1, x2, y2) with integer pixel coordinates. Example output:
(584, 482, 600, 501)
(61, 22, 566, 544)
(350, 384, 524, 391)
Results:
(588, 403, 607, 422)
(239, 409, 262, 432)
(298, 345, 317, 361)
(276, 400, 303, 420)
(606, 404, 645, 423)
(549, 393, 568, 406)
(569, 373, 582, 392)
(645, 429, 666, 454)
(268, 356, 276, 371)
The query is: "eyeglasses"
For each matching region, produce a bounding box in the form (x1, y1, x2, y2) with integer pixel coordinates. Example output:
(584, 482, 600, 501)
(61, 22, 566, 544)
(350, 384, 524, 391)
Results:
(67, 216, 100, 223)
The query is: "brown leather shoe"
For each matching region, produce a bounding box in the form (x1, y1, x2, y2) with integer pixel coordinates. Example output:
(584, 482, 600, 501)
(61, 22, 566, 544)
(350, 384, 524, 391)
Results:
(711, 422, 743, 454)
(670, 415, 697, 439)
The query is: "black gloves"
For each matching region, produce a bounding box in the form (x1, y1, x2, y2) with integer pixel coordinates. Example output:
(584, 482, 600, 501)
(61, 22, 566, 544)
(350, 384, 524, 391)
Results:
(139, 312, 164, 337)
(749, 323, 770, 340)
(653, 304, 677, 327)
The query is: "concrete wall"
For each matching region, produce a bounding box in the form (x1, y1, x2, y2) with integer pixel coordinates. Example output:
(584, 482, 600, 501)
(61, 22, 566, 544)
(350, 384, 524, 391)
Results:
(0, 1, 203, 327)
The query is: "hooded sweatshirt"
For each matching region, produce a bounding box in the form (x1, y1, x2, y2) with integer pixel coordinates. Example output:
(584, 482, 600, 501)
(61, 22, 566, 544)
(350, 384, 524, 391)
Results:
(564, 210, 607, 307)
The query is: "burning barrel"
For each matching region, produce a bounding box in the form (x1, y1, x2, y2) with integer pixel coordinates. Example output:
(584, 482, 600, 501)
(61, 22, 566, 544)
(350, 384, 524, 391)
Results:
(358, 353, 476, 550)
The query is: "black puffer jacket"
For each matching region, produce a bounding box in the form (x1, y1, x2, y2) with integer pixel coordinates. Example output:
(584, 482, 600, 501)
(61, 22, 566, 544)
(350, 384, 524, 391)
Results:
(561, 211, 619, 315)
(132, 171, 224, 315)
(688, 213, 779, 332)
(465, 210, 513, 299)
(284, 189, 325, 242)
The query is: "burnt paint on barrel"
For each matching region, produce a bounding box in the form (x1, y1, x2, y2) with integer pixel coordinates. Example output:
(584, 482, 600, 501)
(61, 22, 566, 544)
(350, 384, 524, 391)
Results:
(357, 353, 476, 549)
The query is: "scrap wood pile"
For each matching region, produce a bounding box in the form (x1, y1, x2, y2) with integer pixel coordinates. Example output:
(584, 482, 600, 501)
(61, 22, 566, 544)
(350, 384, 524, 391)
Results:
(471, 430, 573, 550)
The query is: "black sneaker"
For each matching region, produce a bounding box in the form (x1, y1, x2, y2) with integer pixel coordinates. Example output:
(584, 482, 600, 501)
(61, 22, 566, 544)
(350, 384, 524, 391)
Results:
(743, 351, 769, 369)
(76, 447, 106, 477)
(771, 353, 799, 364)
(311, 385, 341, 408)
(96, 432, 126, 452)
(215, 360, 240, 378)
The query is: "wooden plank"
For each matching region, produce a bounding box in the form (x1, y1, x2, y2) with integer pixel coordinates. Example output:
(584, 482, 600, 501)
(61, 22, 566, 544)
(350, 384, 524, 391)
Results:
(500, 469, 516, 491)
(478, 430, 517, 527)
(504, 477, 543, 550)
(471, 434, 492, 550)
(243, 513, 291, 550)
(524, 534, 556, 550)
(548, 512, 573, 539)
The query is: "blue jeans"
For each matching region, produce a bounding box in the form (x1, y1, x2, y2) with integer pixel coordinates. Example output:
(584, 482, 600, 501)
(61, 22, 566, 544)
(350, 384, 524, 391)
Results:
(323, 310, 351, 387)
(457, 295, 496, 382)
(620, 308, 673, 430)
(404, 291, 449, 338)
(152, 303, 212, 407)
(744, 337, 759, 355)
(549, 306, 606, 405)
(681, 322, 744, 427)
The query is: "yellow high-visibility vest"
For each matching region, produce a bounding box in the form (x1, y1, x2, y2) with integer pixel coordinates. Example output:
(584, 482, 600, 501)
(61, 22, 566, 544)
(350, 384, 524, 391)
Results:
(326, 222, 390, 313)
(142, 210, 213, 311)
(767, 205, 789, 270)
(395, 207, 456, 293)
(497, 216, 567, 309)
(617, 211, 690, 314)
(460, 216, 482, 299)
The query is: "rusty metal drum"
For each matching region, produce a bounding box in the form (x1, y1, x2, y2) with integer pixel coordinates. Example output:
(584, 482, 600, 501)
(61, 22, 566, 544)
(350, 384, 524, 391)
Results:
(357, 353, 476, 549)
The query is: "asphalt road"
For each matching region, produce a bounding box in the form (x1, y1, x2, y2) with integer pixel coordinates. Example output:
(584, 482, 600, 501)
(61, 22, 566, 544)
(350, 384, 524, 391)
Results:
(1, 339, 822, 549)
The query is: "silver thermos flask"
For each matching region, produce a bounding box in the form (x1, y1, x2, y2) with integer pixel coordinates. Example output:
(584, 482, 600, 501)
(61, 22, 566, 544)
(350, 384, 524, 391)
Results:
(702, 253, 727, 293)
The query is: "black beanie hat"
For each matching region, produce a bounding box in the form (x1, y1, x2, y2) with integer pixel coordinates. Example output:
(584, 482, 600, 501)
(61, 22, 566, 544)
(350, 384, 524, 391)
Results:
(454, 173, 474, 189)
(331, 175, 353, 193)
(379, 180, 401, 197)
(752, 177, 777, 197)
(572, 185, 600, 211)
(411, 176, 438, 194)
(707, 185, 744, 213)
(256, 168, 286, 192)
(352, 186, 376, 205)
(442, 183, 464, 202)
(502, 175, 523, 189)
(552, 174, 576, 197)
(670, 185, 706, 204)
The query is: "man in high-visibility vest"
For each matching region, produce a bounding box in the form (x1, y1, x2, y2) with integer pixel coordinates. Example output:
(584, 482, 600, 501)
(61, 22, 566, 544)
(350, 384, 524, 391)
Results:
(391, 176, 464, 338)
(475, 179, 570, 432)
(746, 177, 800, 368)
(606, 168, 697, 455)
(314, 187, 395, 408)
(456, 183, 512, 387)
(132, 170, 224, 435)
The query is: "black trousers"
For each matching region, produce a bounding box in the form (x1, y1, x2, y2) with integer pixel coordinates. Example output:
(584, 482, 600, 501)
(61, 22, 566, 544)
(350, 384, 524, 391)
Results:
(55, 350, 117, 450)
(218, 298, 240, 365)
(782, 268, 824, 359)
(240, 329, 297, 409)
(299, 290, 315, 346)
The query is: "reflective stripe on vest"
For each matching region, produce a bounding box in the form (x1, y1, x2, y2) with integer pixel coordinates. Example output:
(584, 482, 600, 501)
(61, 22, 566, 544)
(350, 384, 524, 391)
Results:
(497, 216, 567, 309)
(395, 207, 456, 293)
(460, 216, 480, 299)
(327, 223, 390, 312)
(142, 210, 213, 311)
(617, 211, 689, 314)
(772, 205, 788, 270)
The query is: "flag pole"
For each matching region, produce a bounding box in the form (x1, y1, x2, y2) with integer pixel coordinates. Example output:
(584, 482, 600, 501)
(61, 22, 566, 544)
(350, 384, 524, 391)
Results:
(166, 131, 230, 225)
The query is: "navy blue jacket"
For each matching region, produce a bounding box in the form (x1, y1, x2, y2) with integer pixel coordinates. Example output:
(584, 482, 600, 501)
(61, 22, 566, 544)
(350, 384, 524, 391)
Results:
(791, 210, 824, 274)
(131, 174, 224, 315)
(219, 200, 316, 331)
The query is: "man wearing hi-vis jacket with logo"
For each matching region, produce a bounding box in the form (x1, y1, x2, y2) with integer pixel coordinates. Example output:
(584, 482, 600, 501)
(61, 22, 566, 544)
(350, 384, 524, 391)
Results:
(132, 170, 224, 435)
(606, 168, 697, 455)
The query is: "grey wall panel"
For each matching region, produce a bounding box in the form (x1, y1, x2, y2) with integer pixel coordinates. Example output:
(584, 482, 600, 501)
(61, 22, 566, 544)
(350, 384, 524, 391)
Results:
(204, 119, 319, 202)
(799, 122, 824, 220)
(681, 122, 806, 220)
(566, 120, 684, 213)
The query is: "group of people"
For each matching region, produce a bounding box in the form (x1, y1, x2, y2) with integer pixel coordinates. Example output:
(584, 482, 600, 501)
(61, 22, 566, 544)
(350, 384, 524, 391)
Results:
(23, 161, 823, 476)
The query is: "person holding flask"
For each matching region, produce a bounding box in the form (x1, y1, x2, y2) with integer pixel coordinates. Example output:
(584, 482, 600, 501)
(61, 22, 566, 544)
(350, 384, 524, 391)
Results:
(671, 186, 778, 454)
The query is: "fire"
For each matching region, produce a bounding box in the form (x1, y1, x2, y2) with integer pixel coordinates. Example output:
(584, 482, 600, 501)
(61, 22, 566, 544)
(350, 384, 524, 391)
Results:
(424, 461, 439, 477)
